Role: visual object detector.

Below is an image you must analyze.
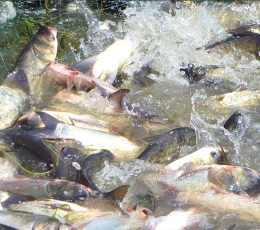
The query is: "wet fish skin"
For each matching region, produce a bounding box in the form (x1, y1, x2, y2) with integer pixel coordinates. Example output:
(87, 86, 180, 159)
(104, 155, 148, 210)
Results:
(73, 39, 133, 84)
(44, 63, 96, 91)
(81, 149, 115, 191)
(105, 180, 155, 218)
(166, 147, 229, 171)
(205, 32, 260, 59)
(121, 180, 155, 218)
(224, 111, 243, 131)
(0, 210, 74, 230)
(137, 127, 196, 164)
(0, 176, 93, 201)
(3, 26, 58, 103)
(207, 165, 260, 195)
(0, 86, 29, 130)
(26, 111, 144, 160)
(0, 26, 58, 130)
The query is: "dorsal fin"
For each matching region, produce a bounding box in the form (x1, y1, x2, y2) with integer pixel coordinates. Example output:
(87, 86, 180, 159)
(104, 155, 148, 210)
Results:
(109, 89, 130, 111)
(35, 111, 63, 129)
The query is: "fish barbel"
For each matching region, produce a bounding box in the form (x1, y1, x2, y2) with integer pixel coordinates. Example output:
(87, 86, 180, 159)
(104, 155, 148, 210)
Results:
(73, 39, 133, 84)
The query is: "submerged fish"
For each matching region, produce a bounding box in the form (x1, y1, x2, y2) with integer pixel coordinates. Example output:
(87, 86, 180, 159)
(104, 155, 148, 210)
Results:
(205, 31, 260, 59)
(194, 90, 260, 120)
(73, 39, 133, 84)
(137, 127, 196, 164)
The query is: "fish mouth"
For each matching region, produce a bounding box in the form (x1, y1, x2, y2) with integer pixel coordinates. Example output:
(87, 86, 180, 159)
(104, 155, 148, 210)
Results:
(47, 26, 58, 37)
(141, 207, 154, 216)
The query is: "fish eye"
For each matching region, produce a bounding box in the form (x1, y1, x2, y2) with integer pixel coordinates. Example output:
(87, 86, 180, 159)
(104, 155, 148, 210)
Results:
(49, 33, 55, 40)
(210, 151, 221, 162)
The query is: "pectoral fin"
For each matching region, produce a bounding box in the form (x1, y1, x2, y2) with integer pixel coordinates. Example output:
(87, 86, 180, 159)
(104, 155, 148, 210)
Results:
(3, 69, 30, 94)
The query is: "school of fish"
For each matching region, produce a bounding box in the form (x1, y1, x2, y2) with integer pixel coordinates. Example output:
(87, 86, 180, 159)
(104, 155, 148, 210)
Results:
(0, 1, 260, 230)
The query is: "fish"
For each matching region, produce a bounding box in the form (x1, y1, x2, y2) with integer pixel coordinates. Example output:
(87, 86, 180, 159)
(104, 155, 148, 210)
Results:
(0, 174, 93, 201)
(73, 39, 133, 84)
(0, 86, 29, 130)
(136, 127, 196, 164)
(194, 90, 260, 118)
(47, 63, 154, 118)
(104, 180, 155, 219)
(73, 213, 132, 230)
(206, 164, 260, 195)
(175, 164, 260, 196)
(0, 26, 58, 130)
(224, 111, 244, 131)
(166, 146, 229, 171)
(0, 210, 74, 230)
(6, 198, 113, 225)
(21, 111, 145, 161)
(3, 26, 58, 103)
(173, 189, 260, 223)
(81, 149, 115, 191)
(44, 63, 96, 91)
(205, 31, 260, 59)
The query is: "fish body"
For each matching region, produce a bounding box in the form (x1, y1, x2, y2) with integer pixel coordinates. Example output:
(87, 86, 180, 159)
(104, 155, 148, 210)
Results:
(0, 210, 73, 230)
(0, 86, 29, 130)
(207, 165, 260, 195)
(44, 63, 96, 91)
(137, 127, 196, 164)
(25, 111, 144, 160)
(206, 32, 260, 59)
(81, 149, 115, 191)
(0, 26, 58, 130)
(3, 26, 58, 104)
(73, 39, 133, 84)
(166, 147, 229, 171)
(0, 175, 93, 200)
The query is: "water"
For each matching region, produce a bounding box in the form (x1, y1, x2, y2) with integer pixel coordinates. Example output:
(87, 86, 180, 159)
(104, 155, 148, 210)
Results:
(1, 1, 260, 228)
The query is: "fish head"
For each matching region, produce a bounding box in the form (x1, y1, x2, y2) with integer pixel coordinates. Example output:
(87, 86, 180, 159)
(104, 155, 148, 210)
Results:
(233, 167, 260, 195)
(32, 26, 58, 64)
(121, 180, 155, 219)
